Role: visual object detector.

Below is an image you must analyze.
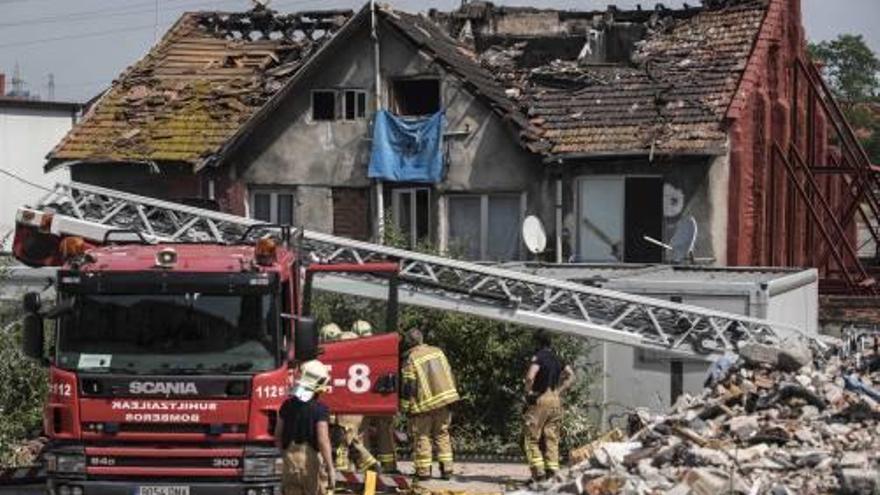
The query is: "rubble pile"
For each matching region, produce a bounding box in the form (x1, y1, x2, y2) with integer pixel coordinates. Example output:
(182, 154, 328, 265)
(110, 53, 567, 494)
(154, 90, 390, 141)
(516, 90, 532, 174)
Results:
(530, 338, 880, 494)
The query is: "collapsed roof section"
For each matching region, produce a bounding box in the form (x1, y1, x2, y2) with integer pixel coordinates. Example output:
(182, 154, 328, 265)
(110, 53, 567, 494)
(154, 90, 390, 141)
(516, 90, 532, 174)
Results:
(432, 0, 770, 157)
(47, 6, 353, 170)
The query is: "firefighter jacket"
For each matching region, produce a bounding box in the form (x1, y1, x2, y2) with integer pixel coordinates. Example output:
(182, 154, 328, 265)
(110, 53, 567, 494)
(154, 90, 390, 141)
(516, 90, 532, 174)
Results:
(400, 344, 459, 414)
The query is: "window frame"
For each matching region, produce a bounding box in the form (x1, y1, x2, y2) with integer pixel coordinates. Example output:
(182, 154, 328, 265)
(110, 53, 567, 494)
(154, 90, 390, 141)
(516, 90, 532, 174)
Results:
(445, 192, 526, 261)
(390, 77, 442, 116)
(391, 187, 432, 247)
(249, 188, 296, 225)
(342, 89, 368, 121)
(311, 89, 338, 122)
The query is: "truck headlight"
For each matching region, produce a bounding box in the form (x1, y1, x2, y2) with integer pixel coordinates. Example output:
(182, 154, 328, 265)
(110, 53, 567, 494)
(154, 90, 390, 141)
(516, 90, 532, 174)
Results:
(46, 453, 86, 474)
(243, 456, 282, 477)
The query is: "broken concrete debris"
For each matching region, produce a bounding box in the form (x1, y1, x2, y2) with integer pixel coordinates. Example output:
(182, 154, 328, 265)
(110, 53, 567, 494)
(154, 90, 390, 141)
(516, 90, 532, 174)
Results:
(518, 339, 880, 494)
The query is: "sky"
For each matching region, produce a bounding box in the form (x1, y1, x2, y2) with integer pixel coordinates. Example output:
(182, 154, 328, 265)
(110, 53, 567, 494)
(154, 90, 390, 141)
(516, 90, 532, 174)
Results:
(0, 0, 877, 103)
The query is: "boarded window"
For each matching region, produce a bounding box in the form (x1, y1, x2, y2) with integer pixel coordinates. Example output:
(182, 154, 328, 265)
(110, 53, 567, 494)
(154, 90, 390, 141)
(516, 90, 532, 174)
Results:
(312, 90, 336, 121)
(250, 189, 295, 224)
(332, 188, 370, 240)
(448, 193, 523, 261)
(391, 79, 440, 116)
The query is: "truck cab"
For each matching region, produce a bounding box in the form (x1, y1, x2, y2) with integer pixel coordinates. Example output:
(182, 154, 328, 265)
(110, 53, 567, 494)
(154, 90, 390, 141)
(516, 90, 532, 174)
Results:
(15, 228, 400, 495)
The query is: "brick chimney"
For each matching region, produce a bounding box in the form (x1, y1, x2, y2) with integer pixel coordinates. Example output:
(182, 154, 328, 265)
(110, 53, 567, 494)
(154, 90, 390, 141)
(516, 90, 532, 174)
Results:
(0, 73, 5, 97)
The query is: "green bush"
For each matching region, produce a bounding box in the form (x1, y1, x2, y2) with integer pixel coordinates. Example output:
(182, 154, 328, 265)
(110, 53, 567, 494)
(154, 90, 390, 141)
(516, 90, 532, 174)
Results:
(0, 303, 47, 467)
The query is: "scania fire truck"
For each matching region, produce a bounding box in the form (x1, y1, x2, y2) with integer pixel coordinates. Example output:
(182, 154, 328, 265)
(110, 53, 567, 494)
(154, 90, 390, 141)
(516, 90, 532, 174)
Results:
(9, 181, 804, 494)
(14, 213, 400, 495)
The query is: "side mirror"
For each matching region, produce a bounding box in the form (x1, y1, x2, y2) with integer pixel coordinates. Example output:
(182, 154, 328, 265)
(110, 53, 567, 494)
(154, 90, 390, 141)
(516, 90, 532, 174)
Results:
(22, 292, 41, 313)
(294, 317, 319, 362)
(22, 314, 45, 361)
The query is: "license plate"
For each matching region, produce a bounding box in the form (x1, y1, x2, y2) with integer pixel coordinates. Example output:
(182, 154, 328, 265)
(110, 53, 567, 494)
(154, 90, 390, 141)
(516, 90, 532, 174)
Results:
(137, 487, 190, 495)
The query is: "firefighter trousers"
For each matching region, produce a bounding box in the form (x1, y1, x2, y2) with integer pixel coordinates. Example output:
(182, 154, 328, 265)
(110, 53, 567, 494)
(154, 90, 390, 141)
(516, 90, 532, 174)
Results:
(334, 414, 378, 472)
(409, 406, 453, 477)
(365, 415, 397, 471)
(282, 442, 326, 495)
(522, 389, 562, 478)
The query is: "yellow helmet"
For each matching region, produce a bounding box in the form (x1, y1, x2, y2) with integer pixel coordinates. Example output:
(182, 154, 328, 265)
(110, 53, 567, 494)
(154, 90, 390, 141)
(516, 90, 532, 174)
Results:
(320, 323, 343, 342)
(351, 320, 373, 337)
(293, 360, 331, 401)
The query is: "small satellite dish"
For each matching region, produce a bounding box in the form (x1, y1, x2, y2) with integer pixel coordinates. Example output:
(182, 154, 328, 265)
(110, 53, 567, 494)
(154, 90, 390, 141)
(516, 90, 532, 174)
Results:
(669, 216, 698, 264)
(522, 215, 547, 255)
(642, 215, 698, 264)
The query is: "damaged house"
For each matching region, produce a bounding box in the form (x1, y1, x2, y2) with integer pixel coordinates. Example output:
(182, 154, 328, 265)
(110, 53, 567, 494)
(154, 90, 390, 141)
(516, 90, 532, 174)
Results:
(46, 0, 869, 291)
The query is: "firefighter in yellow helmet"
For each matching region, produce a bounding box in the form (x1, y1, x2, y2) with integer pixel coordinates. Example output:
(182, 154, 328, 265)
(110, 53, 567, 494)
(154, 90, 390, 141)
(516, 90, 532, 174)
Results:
(275, 360, 334, 495)
(522, 330, 575, 482)
(400, 328, 459, 480)
(331, 328, 379, 473)
(351, 320, 400, 472)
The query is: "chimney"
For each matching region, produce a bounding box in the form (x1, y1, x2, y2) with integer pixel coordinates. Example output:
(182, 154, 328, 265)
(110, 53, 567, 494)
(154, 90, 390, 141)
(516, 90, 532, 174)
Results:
(0, 73, 5, 97)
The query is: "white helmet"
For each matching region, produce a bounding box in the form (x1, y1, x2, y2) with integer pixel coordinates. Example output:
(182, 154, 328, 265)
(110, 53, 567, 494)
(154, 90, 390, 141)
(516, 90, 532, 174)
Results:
(320, 323, 343, 342)
(292, 360, 331, 401)
(351, 320, 373, 337)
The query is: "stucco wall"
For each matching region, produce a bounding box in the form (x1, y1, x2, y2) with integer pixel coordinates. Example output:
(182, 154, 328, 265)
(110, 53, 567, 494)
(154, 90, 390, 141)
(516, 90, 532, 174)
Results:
(0, 105, 74, 249)
(233, 19, 544, 245)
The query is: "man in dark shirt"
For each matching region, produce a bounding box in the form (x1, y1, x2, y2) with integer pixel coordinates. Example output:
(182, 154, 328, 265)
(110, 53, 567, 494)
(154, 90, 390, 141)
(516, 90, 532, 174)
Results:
(523, 331, 574, 482)
(275, 360, 335, 495)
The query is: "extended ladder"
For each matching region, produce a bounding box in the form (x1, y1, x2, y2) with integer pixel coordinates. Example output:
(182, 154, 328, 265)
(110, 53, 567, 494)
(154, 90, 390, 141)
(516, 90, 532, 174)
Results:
(24, 181, 812, 359)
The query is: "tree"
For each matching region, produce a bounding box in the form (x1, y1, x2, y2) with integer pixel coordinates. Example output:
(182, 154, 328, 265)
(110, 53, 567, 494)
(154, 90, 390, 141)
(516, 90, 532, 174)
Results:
(809, 34, 880, 102)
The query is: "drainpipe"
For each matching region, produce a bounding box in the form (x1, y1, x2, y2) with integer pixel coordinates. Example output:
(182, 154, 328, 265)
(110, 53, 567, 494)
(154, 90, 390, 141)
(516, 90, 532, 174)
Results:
(555, 174, 564, 264)
(371, 0, 385, 244)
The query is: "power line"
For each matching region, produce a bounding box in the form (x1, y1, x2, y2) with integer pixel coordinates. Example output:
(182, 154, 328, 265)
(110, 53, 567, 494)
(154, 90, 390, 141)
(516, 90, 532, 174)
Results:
(0, 167, 54, 193)
(0, 24, 157, 49)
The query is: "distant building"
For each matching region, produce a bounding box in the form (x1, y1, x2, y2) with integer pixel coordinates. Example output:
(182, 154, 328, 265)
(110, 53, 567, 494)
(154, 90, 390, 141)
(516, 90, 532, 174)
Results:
(0, 73, 81, 250)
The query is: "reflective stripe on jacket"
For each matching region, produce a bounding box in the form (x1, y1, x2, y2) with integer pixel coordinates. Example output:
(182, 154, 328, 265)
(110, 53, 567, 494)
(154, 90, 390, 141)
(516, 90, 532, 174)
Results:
(400, 344, 459, 414)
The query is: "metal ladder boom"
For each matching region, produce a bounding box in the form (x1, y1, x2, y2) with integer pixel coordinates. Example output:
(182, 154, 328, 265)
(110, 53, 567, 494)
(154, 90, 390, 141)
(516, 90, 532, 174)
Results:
(29, 181, 810, 358)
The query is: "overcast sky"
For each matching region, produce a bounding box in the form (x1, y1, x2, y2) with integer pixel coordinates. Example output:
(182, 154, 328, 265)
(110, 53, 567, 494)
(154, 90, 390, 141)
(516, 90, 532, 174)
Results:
(0, 0, 877, 102)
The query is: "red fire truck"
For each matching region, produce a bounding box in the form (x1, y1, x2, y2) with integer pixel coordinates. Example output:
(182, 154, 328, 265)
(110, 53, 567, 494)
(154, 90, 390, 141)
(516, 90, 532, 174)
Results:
(13, 210, 401, 495)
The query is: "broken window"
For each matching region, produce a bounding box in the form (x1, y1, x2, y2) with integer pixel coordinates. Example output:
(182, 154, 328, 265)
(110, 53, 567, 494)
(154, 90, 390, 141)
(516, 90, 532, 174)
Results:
(311, 90, 336, 121)
(251, 189, 295, 224)
(448, 193, 523, 261)
(577, 176, 662, 263)
(343, 90, 367, 120)
(392, 188, 430, 247)
(391, 79, 440, 116)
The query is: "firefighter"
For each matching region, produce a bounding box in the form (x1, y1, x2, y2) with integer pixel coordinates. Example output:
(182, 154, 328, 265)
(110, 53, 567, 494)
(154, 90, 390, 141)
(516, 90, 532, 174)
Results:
(522, 331, 575, 482)
(352, 320, 400, 472)
(400, 328, 459, 480)
(319, 323, 342, 343)
(275, 360, 335, 495)
(332, 328, 380, 473)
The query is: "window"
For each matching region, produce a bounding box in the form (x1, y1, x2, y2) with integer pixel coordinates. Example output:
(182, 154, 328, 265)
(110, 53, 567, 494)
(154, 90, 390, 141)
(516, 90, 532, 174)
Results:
(343, 90, 367, 121)
(392, 188, 430, 247)
(312, 90, 336, 121)
(251, 189, 295, 224)
(577, 176, 663, 263)
(391, 79, 440, 116)
(447, 193, 523, 261)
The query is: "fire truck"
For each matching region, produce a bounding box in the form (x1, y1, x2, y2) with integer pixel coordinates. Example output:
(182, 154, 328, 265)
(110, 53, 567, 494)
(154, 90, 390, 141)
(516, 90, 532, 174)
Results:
(10, 182, 805, 495)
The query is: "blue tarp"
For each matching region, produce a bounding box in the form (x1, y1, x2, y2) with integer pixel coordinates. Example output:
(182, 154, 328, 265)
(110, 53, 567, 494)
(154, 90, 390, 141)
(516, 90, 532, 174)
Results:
(368, 109, 445, 183)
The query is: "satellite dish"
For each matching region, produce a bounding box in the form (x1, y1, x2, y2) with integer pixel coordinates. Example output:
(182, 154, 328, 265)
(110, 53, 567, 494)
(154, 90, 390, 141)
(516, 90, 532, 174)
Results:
(522, 215, 547, 255)
(642, 216, 698, 264)
(669, 216, 698, 264)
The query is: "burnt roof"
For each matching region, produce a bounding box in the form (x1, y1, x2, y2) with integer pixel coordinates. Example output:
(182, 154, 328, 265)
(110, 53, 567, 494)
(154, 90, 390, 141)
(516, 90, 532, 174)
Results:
(47, 6, 353, 170)
(458, 0, 770, 157)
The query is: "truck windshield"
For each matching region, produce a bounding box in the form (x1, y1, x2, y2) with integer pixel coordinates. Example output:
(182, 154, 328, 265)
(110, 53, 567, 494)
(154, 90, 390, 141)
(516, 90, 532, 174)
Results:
(57, 293, 278, 375)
